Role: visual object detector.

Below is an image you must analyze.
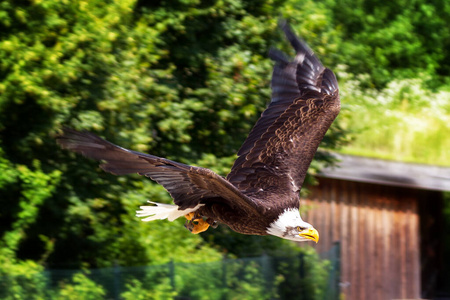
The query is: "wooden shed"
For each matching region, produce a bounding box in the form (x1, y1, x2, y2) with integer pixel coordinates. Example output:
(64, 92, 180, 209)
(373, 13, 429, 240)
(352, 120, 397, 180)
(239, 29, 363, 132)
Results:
(302, 154, 450, 300)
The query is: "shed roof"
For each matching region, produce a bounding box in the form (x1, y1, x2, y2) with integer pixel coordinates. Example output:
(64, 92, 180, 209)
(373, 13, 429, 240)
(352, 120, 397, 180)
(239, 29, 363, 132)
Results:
(318, 154, 450, 192)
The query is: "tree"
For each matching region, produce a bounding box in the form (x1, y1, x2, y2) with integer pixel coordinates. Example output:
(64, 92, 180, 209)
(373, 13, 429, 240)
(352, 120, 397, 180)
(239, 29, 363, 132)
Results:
(0, 0, 347, 271)
(4, 0, 448, 274)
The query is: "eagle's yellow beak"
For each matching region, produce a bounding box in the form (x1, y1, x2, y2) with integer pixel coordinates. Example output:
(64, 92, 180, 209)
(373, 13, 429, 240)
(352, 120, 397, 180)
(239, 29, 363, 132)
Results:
(299, 227, 319, 243)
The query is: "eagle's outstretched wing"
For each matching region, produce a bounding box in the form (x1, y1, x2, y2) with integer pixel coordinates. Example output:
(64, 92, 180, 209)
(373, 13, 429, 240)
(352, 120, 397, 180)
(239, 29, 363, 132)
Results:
(57, 129, 259, 213)
(226, 22, 340, 207)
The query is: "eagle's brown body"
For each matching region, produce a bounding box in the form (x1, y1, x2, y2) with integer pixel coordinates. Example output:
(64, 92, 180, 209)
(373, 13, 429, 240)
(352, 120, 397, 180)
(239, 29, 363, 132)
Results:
(57, 22, 340, 239)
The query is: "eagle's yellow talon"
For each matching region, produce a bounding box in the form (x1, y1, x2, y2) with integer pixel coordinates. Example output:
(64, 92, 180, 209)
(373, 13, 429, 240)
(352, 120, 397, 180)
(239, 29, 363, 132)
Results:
(184, 213, 210, 234)
(185, 212, 195, 221)
(190, 218, 210, 234)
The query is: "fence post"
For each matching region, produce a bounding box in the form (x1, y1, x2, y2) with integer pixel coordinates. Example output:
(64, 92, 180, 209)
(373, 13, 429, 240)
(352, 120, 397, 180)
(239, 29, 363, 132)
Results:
(324, 241, 341, 300)
(299, 253, 306, 300)
(221, 256, 227, 300)
(333, 241, 341, 300)
(169, 260, 176, 292)
(261, 253, 272, 295)
(113, 261, 121, 300)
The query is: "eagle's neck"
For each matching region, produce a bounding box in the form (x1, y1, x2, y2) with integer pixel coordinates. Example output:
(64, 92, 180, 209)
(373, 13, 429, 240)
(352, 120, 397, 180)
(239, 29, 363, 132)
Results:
(266, 207, 303, 237)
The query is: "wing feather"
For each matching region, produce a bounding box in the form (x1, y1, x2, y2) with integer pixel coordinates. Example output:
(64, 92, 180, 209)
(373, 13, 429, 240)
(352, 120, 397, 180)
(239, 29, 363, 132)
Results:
(227, 22, 340, 208)
(57, 128, 259, 212)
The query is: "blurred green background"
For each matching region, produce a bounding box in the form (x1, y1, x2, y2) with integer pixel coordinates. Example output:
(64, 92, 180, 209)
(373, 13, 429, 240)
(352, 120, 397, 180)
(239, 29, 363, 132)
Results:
(1, 0, 449, 298)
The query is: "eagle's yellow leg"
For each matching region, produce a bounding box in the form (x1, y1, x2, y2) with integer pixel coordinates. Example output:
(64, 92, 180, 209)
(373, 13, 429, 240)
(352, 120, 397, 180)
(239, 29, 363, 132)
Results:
(185, 212, 195, 221)
(184, 213, 210, 234)
(190, 219, 210, 234)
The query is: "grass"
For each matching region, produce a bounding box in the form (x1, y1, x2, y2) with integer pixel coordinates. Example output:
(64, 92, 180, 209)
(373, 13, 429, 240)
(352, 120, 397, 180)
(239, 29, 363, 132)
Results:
(336, 72, 450, 166)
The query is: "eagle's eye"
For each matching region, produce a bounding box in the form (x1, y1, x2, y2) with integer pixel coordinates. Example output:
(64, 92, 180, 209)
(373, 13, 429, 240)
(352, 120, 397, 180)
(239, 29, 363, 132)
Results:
(297, 226, 304, 231)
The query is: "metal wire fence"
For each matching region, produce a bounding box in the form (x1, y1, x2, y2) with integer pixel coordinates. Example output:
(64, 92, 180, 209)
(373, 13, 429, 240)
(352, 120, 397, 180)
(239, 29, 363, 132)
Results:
(1, 243, 340, 300)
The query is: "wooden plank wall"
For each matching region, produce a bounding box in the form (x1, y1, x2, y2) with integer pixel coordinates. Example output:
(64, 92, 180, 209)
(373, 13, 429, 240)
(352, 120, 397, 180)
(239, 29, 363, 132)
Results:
(302, 178, 421, 300)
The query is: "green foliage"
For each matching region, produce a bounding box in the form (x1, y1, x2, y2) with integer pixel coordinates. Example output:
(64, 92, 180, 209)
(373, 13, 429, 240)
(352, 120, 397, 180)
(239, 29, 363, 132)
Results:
(121, 278, 176, 300)
(0, 0, 348, 272)
(121, 249, 333, 300)
(275, 247, 332, 300)
(52, 272, 106, 300)
(330, 0, 450, 88)
(0, 259, 48, 300)
(0, 0, 448, 297)
(0, 251, 334, 299)
(338, 71, 450, 165)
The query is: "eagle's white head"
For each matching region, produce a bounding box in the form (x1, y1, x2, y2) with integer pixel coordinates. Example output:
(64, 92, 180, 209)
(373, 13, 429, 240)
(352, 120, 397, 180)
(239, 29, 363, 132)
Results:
(266, 208, 319, 242)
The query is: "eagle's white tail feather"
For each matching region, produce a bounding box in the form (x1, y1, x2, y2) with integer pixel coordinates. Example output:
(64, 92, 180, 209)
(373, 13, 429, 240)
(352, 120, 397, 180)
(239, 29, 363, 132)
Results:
(136, 201, 204, 222)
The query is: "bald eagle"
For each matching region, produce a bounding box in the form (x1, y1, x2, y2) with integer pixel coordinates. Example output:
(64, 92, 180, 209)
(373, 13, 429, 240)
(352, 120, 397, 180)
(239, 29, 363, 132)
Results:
(57, 22, 340, 243)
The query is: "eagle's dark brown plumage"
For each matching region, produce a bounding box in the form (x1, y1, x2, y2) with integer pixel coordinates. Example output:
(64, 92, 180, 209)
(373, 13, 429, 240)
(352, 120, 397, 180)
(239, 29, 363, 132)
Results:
(57, 22, 340, 242)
